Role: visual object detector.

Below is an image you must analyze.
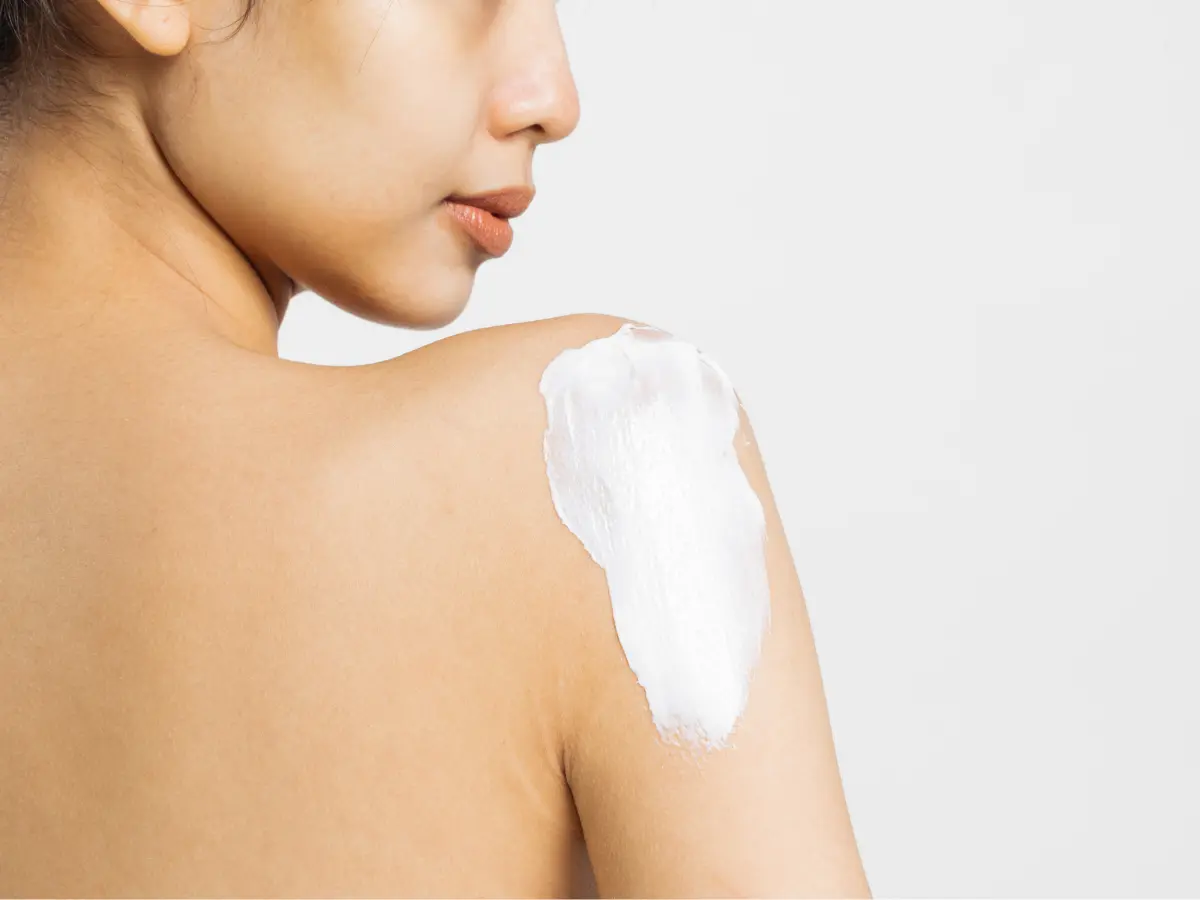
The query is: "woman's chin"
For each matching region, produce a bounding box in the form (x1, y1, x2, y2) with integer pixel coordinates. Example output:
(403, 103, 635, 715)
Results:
(315, 265, 477, 331)
(396, 301, 469, 331)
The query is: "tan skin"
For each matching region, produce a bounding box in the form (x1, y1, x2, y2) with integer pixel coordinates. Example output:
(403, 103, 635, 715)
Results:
(0, 0, 872, 895)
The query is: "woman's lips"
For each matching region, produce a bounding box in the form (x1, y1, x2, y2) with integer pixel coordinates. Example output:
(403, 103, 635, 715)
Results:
(443, 200, 515, 257)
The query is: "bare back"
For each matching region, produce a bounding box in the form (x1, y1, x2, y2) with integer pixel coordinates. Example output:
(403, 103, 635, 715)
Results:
(0, 320, 596, 896)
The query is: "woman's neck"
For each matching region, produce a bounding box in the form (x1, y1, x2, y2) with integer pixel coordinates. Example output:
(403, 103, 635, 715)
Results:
(0, 102, 296, 358)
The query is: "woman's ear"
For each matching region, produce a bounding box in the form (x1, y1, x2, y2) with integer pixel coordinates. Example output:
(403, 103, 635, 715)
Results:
(88, 0, 191, 57)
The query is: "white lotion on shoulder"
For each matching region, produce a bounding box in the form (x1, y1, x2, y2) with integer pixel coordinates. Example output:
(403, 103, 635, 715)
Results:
(538, 322, 771, 751)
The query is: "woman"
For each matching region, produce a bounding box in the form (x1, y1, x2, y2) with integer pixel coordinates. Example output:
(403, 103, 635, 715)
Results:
(0, 0, 872, 896)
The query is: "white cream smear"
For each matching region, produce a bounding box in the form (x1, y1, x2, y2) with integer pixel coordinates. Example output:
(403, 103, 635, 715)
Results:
(539, 323, 771, 751)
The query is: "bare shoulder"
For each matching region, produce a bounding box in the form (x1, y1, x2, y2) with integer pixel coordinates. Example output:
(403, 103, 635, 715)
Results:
(297, 312, 868, 894)
(380, 312, 873, 898)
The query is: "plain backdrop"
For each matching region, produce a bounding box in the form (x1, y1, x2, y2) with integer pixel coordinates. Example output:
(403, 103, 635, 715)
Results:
(279, 2, 1200, 896)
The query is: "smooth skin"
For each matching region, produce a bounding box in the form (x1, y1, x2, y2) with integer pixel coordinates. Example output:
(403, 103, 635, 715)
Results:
(0, 1, 871, 895)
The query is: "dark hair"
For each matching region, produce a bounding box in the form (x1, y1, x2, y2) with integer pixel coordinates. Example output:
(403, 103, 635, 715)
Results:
(0, 0, 258, 130)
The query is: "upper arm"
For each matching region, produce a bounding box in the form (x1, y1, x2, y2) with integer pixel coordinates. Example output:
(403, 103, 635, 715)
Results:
(521, 315, 871, 898)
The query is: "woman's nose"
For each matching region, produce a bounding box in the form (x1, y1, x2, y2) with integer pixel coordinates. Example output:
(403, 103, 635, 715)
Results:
(489, 43, 582, 146)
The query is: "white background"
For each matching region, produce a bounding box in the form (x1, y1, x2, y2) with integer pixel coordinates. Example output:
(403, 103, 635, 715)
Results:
(280, 2, 1200, 895)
